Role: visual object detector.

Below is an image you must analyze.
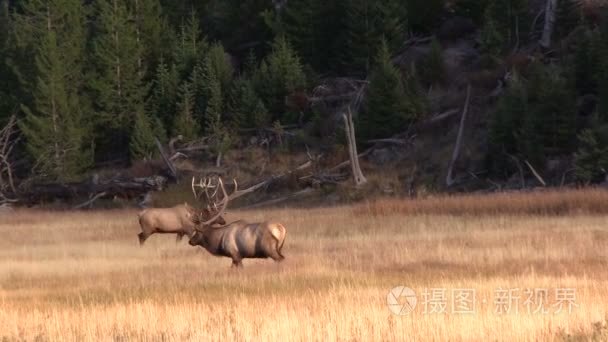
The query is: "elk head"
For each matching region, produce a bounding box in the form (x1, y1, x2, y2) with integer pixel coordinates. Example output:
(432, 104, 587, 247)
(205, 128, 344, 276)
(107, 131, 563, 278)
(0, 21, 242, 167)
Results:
(189, 177, 228, 226)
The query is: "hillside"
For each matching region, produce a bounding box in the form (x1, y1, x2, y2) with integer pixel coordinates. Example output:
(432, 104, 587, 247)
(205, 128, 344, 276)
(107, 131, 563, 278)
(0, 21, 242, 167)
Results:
(1, 0, 608, 208)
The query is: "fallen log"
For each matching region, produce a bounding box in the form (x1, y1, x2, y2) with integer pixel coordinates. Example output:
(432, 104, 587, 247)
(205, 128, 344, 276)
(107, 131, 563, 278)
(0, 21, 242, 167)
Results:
(18, 175, 167, 206)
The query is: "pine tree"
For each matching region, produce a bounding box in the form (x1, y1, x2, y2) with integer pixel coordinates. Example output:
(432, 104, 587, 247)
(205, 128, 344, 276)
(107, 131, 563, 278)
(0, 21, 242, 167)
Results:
(204, 61, 232, 166)
(172, 81, 200, 140)
(574, 124, 608, 183)
(573, 29, 600, 95)
(358, 40, 417, 141)
(481, 0, 529, 56)
(130, 0, 167, 74)
(0, 1, 16, 124)
(407, 0, 444, 33)
(174, 10, 207, 77)
(487, 74, 528, 174)
(130, 110, 157, 160)
(92, 0, 148, 162)
(14, 0, 92, 180)
(340, 0, 407, 75)
(420, 37, 446, 85)
(229, 77, 269, 129)
(282, 0, 341, 72)
(150, 58, 179, 130)
(555, 0, 582, 40)
(254, 35, 306, 122)
(205, 42, 234, 97)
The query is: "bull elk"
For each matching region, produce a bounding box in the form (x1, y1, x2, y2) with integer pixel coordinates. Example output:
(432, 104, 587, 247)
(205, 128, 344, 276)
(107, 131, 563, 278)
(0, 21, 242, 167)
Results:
(136, 178, 226, 245)
(188, 177, 287, 267)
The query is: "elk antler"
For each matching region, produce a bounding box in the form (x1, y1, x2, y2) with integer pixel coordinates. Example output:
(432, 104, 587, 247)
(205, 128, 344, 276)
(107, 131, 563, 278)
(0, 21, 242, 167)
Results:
(193, 176, 268, 228)
(199, 177, 230, 226)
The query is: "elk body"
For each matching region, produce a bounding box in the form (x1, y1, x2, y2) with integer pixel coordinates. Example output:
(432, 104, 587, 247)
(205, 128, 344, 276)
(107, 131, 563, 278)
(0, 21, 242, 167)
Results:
(188, 177, 287, 267)
(188, 220, 287, 267)
(137, 203, 225, 245)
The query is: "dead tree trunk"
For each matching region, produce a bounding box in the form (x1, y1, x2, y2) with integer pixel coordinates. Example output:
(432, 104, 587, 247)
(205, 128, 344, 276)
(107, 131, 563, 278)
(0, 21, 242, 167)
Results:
(446, 84, 471, 187)
(343, 107, 367, 187)
(540, 0, 557, 49)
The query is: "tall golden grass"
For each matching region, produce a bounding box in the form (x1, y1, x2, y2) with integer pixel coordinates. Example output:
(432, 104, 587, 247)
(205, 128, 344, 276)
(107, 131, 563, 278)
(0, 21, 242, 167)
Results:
(1, 189, 607, 341)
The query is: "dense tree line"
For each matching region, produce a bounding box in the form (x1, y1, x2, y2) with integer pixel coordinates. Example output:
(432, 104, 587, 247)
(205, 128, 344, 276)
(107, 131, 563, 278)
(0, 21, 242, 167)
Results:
(1, 0, 608, 186)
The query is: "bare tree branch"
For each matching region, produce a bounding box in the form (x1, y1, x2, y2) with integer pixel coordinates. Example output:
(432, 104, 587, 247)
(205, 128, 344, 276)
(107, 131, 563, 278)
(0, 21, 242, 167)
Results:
(524, 160, 547, 187)
(446, 84, 471, 187)
(343, 107, 367, 186)
(540, 0, 557, 49)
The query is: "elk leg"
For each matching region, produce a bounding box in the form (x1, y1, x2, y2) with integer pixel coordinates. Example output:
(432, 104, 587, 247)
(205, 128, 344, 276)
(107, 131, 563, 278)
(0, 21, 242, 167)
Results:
(231, 259, 243, 268)
(138, 232, 149, 246)
(175, 233, 184, 243)
(269, 240, 285, 262)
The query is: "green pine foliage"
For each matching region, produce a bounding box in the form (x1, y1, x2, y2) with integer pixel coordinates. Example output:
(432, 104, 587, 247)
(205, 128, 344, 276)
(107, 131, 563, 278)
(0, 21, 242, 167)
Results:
(488, 65, 577, 173)
(420, 37, 446, 85)
(407, 0, 444, 33)
(150, 58, 179, 130)
(172, 81, 200, 140)
(0, 1, 17, 124)
(480, 0, 528, 57)
(205, 43, 234, 97)
(229, 77, 269, 129)
(555, 0, 582, 40)
(174, 10, 208, 77)
(340, 0, 407, 75)
(254, 35, 306, 122)
(487, 75, 528, 173)
(14, 0, 92, 181)
(574, 125, 608, 183)
(573, 29, 601, 95)
(358, 40, 419, 141)
(130, 110, 158, 160)
(452, 0, 490, 25)
(92, 0, 149, 161)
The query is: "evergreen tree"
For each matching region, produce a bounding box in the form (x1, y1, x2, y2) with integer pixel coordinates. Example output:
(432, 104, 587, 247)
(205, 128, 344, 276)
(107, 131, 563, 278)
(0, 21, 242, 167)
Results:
(130, 110, 157, 160)
(573, 29, 601, 95)
(254, 35, 306, 122)
(282, 0, 342, 72)
(453, 0, 490, 25)
(555, 0, 582, 40)
(14, 0, 92, 180)
(574, 124, 608, 183)
(340, 0, 407, 75)
(207, 0, 274, 53)
(481, 0, 528, 56)
(407, 0, 444, 33)
(204, 62, 232, 165)
(229, 77, 269, 129)
(92, 0, 148, 162)
(174, 10, 208, 77)
(358, 40, 417, 141)
(420, 38, 446, 85)
(172, 81, 200, 140)
(487, 74, 528, 174)
(0, 1, 17, 124)
(130, 0, 168, 76)
(205, 42, 234, 97)
(150, 58, 179, 130)
(19, 32, 91, 180)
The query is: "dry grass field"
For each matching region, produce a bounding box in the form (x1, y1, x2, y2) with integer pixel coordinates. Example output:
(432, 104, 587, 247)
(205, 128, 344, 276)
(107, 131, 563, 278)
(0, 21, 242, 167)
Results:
(1, 189, 608, 341)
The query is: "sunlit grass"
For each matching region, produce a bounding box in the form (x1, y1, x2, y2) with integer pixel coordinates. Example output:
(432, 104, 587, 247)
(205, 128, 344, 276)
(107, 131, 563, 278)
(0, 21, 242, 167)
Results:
(1, 189, 607, 341)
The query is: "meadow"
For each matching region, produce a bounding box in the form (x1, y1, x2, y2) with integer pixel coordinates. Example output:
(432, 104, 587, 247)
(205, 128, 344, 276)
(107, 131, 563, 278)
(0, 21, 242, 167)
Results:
(1, 189, 607, 341)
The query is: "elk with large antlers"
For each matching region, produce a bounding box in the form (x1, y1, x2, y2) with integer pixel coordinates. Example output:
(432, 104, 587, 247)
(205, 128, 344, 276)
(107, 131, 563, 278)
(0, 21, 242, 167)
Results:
(136, 178, 227, 245)
(188, 177, 287, 267)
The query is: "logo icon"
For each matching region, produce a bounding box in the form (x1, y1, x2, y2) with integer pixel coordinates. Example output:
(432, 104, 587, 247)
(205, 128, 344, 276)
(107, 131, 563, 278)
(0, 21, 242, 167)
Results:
(387, 286, 417, 315)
